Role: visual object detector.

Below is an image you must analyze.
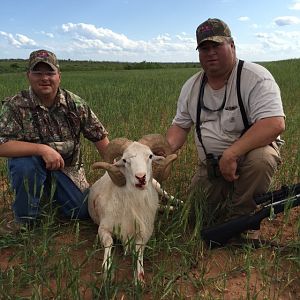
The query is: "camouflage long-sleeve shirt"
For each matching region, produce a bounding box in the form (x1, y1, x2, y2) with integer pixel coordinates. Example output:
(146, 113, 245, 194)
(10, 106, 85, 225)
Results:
(0, 87, 108, 191)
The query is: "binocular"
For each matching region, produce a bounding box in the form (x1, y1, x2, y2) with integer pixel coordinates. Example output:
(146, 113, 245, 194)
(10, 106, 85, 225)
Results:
(206, 153, 221, 179)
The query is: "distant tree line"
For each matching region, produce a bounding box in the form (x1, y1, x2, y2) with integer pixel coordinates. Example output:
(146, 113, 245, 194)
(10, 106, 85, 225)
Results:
(0, 59, 199, 74)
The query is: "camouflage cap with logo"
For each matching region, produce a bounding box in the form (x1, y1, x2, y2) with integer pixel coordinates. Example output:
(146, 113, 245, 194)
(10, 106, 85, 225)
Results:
(196, 18, 232, 49)
(28, 49, 60, 71)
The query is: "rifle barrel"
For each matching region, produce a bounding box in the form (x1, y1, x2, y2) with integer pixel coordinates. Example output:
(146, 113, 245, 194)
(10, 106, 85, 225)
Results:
(201, 193, 300, 247)
(254, 183, 300, 205)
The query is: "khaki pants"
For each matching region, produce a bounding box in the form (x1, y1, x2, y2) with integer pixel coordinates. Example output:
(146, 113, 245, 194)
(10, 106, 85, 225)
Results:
(190, 144, 281, 221)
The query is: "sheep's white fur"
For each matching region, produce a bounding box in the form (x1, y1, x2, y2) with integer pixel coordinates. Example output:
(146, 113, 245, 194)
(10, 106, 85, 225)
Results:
(88, 141, 166, 283)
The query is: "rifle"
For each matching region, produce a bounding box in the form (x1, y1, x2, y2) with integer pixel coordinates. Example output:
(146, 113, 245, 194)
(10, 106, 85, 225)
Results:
(201, 183, 300, 247)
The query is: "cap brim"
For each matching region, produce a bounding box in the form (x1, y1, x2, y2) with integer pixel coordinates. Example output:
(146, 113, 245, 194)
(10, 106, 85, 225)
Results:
(29, 59, 58, 71)
(196, 36, 229, 49)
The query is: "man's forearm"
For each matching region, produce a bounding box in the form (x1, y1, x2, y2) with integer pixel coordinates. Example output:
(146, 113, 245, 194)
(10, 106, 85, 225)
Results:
(166, 124, 190, 153)
(94, 136, 110, 158)
(0, 140, 45, 157)
(225, 116, 285, 158)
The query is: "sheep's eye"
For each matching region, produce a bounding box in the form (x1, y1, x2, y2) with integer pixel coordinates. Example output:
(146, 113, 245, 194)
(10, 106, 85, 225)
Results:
(149, 154, 153, 159)
(122, 159, 127, 163)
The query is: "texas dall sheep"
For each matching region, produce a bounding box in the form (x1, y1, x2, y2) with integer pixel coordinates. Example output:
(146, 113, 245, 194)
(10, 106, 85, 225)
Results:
(88, 134, 177, 284)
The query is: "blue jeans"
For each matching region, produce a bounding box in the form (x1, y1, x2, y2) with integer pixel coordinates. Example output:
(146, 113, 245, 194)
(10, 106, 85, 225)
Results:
(8, 156, 90, 223)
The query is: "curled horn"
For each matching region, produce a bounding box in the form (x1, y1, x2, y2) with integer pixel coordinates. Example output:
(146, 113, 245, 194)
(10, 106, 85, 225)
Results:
(104, 138, 133, 163)
(138, 134, 177, 182)
(92, 162, 126, 186)
(96, 138, 133, 186)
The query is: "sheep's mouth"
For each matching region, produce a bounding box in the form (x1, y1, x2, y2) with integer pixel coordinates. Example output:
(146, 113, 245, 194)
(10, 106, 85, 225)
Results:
(135, 175, 146, 189)
(135, 183, 146, 189)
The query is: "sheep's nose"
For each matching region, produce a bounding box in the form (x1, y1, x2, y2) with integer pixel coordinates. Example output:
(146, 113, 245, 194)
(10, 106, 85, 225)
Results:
(135, 174, 146, 185)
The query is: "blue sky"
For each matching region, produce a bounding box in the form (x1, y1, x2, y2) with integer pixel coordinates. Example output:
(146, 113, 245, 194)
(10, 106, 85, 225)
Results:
(1, 0, 300, 62)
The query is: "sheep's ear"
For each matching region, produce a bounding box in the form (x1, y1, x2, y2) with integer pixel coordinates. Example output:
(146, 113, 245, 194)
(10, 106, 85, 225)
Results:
(114, 158, 126, 167)
(152, 155, 165, 162)
(152, 154, 176, 164)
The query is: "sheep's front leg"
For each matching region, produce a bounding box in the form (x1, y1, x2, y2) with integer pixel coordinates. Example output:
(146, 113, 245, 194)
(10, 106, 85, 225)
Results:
(135, 243, 145, 285)
(99, 227, 114, 280)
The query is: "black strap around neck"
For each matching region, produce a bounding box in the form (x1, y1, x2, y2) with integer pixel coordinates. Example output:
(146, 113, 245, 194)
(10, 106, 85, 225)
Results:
(195, 74, 208, 155)
(236, 60, 250, 131)
(195, 59, 250, 155)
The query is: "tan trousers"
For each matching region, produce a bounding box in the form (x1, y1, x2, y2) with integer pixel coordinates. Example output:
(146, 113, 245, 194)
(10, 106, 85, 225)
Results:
(190, 144, 281, 221)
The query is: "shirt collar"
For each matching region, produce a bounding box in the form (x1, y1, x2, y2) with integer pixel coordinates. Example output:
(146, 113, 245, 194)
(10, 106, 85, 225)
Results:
(28, 87, 68, 109)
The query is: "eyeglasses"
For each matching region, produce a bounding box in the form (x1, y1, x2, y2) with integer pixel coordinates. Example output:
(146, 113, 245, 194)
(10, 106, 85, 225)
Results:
(30, 71, 58, 77)
(199, 75, 228, 112)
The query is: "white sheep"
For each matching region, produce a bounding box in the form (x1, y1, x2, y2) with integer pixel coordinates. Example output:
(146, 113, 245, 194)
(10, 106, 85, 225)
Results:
(88, 134, 177, 284)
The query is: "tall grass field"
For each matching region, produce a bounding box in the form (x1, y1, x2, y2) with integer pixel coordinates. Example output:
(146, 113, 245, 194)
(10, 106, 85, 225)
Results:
(0, 60, 299, 299)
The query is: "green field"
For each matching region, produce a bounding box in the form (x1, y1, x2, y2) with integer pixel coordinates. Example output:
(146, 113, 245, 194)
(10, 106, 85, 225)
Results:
(0, 60, 299, 299)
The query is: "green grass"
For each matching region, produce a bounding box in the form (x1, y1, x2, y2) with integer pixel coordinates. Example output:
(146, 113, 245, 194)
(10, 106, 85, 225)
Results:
(0, 60, 299, 299)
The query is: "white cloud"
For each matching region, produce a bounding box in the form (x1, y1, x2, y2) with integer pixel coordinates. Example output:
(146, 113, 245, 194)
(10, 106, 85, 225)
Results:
(289, 0, 300, 10)
(40, 31, 54, 38)
(2, 20, 300, 62)
(60, 22, 195, 60)
(236, 42, 265, 58)
(156, 34, 172, 43)
(238, 16, 250, 22)
(0, 31, 37, 48)
(62, 22, 144, 51)
(176, 33, 195, 43)
(250, 23, 259, 29)
(253, 30, 300, 55)
(0, 31, 21, 47)
(274, 16, 300, 26)
(16, 34, 36, 46)
(235, 27, 300, 62)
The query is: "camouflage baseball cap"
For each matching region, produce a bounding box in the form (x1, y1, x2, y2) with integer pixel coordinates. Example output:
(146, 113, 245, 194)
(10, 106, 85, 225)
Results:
(28, 49, 60, 71)
(196, 18, 232, 49)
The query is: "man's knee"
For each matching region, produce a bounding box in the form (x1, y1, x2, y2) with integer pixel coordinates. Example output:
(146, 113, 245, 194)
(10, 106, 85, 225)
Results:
(242, 146, 280, 175)
(8, 156, 47, 193)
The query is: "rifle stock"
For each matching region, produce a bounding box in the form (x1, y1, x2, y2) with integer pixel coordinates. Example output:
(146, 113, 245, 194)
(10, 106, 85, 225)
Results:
(201, 194, 300, 247)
